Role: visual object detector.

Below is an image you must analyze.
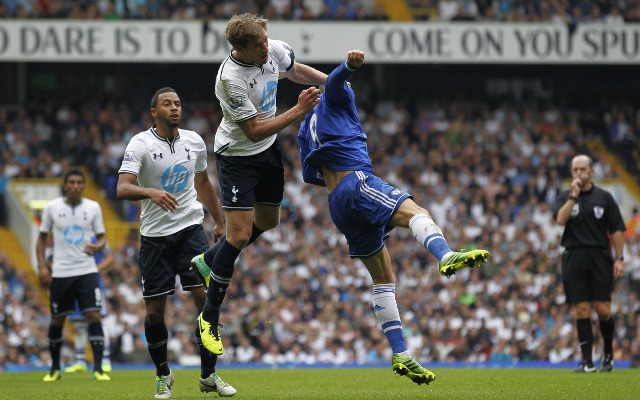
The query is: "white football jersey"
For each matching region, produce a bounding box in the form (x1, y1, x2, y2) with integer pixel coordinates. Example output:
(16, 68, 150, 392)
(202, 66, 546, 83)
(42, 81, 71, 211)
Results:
(118, 127, 208, 237)
(40, 197, 105, 278)
(214, 39, 295, 157)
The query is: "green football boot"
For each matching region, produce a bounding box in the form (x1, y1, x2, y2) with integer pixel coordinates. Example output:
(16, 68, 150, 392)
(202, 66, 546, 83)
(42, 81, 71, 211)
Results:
(190, 254, 211, 289)
(391, 354, 436, 386)
(439, 249, 490, 278)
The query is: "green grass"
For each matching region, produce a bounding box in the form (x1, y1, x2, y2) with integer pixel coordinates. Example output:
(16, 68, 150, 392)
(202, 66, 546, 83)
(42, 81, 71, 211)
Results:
(4, 368, 640, 399)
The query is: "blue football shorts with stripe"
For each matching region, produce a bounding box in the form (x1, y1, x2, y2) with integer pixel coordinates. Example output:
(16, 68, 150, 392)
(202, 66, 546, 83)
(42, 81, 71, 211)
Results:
(328, 171, 411, 259)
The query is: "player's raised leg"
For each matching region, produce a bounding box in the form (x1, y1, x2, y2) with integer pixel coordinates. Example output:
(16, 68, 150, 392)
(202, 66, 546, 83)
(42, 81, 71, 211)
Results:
(200, 206, 275, 353)
(360, 248, 435, 386)
(389, 199, 490, 277)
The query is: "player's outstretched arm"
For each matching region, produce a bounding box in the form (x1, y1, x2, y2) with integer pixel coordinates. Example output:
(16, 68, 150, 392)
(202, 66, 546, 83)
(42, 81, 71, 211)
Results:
(238, 87, 321, 142)
(324, 49, 364, 106)
(283, 62, 328, 86)
(116, 173, 179, 212)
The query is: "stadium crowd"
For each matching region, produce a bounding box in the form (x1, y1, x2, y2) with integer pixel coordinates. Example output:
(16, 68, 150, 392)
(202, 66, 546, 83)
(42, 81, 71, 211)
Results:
(2, 71, 640, 370)
(1, 0, 640, 23)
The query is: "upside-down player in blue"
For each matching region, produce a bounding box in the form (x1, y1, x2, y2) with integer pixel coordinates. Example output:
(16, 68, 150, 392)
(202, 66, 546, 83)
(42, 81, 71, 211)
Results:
(298, 50, 490, 385)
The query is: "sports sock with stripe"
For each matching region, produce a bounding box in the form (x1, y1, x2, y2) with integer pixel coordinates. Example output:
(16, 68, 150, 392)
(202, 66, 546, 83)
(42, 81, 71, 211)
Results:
(203, 224, 264, 266)
(203, 239, 241, 322)
(88, 322, 105, 373)
(372, 283, 409, 356)
(48, 325, 64, 371)
(409, 213, 452, 262)
(145, 320, 170, 376)
(71, 321, 87, 366)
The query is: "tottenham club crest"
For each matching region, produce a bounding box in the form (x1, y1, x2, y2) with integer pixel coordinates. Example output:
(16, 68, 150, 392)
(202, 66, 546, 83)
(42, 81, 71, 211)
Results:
(232, 186, 239, 203)
(594, 206, 604, 219)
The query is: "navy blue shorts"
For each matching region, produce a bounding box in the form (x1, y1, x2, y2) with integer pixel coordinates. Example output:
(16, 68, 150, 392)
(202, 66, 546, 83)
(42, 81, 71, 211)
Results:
(138, 224, 208, 298)
(328, 171, 411, 259)
(215, 140, 284, 210)
(50, 273, 102, 318)
(68, 273, 107, 321)
(562, 247, 614, 303)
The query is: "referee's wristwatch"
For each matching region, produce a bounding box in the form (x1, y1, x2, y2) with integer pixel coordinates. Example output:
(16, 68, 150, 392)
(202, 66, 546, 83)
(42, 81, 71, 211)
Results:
(568, 194, 578, 201)
(616, 255, 624, 262)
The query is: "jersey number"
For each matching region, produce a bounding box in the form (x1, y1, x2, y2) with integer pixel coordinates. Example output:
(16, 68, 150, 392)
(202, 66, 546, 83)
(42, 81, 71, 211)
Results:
(310, 113, 322, 147)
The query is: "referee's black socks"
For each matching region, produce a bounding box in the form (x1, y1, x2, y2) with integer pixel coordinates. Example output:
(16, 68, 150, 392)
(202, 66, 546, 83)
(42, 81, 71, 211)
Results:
(599, 316, 615, 355)
(577, 318, 594, 364)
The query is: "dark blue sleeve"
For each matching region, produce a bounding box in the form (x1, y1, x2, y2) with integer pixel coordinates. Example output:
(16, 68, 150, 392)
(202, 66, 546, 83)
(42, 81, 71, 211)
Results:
(298, 125, 327, 187)
(324, 61, 357, 108)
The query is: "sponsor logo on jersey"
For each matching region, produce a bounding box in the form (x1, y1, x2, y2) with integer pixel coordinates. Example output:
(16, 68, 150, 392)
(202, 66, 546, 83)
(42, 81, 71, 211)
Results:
(391, 189, 401, 196)
(162, 164, 189, 193)
(259, 81, 278, 112)
(123, 151, 134, 162)
(64, 225, 85, 245)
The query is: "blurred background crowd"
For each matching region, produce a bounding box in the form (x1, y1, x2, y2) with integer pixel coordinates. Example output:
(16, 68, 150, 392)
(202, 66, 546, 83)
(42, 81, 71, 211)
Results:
(2, 62, 640, 369)
(1, 0, 640, 24)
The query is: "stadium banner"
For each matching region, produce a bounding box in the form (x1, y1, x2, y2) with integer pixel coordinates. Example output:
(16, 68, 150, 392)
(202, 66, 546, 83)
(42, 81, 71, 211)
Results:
(0, 20, 639, 63)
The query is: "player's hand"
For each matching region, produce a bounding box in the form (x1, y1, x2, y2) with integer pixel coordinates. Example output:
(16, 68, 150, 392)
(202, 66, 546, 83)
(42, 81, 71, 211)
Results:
(84, 243, 100, 255)
(570, 178, 582, 198)
(38, 264, 52, 286)
(149, 188, 179, 212)
(297, 87, 321, 114)
(614, 258, 624, 280)
(347, 49, 364, 68)
(212, 223, 225, 243)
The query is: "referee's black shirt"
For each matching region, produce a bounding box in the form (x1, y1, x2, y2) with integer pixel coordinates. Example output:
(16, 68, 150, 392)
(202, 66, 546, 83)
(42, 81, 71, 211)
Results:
(553, 185, 626, 249)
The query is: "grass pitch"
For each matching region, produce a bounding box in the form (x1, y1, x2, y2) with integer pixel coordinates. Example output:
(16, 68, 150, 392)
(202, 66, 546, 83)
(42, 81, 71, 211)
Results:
(5, 367, 640, 399)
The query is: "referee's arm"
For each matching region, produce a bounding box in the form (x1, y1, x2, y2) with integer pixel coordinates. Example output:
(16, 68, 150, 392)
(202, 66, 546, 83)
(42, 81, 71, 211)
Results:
(611, 230, 625, 279)
(556, 178, 581, 225)
(556, 195, 576, 225)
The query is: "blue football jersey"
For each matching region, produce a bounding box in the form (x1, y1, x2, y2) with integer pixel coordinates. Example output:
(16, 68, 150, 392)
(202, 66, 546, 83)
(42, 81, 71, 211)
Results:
(298, 61, 374, 187)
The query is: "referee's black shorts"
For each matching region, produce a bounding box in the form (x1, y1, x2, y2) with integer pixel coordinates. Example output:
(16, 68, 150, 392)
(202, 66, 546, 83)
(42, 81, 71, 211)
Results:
(215, 140, 285, 211)
(562, 247, 614, 303)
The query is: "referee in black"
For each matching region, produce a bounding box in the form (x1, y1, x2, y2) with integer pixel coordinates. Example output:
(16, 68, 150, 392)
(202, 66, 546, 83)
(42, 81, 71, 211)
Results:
(554, 154, 625, 373)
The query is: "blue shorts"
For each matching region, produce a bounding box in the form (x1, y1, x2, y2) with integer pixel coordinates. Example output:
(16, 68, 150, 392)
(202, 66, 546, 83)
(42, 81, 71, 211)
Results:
(138, 224, 208, 298)
(328, 171, 411, 259)
(68, 273, 107, 321)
